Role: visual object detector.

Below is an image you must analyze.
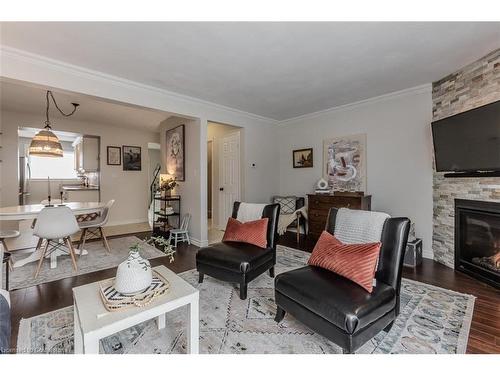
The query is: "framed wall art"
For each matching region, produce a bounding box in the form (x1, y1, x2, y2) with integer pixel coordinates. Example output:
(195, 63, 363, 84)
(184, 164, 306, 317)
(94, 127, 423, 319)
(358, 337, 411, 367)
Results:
(293, 148, 313, 168)
(107, 146, 121, 166)
(323, 133, 366, 192)
(122, 145, 142, 171)
(165, 124, 185, 181)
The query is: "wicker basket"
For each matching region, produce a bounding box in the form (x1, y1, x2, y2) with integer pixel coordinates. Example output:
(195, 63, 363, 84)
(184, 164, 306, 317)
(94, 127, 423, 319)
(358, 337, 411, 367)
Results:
(99, 270, 170, 312)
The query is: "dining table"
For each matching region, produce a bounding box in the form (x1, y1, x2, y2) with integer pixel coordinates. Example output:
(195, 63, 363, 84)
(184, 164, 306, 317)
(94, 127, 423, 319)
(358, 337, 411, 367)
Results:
(0, 201, 107, 268)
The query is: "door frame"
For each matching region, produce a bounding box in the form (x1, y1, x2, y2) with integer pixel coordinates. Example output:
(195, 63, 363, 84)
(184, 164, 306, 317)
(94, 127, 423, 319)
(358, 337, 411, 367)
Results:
(217, 131, 241, 230)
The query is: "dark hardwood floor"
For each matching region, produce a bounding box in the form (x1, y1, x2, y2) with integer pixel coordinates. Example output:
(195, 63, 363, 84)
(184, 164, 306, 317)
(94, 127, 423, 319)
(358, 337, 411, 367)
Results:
(8, 231, 500, 353)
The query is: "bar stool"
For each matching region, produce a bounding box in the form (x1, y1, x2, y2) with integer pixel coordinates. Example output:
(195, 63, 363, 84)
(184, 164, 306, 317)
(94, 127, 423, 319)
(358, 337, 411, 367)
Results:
(0, 230, 19, 290)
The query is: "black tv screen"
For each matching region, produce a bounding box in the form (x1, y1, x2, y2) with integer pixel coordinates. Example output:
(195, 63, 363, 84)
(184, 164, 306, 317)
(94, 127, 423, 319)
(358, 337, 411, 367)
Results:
(431, 100, 500, 173)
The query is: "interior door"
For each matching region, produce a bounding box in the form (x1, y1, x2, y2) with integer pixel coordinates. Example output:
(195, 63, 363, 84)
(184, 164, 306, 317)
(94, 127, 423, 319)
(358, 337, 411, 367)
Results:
(218, 132, 240, 229)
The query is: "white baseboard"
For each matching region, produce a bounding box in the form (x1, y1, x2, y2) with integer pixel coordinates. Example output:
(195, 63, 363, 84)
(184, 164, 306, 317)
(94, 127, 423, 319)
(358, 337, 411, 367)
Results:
(106, 219, 150, 227)
(423, 249, 434, 260)
(190, 237, 208, 247)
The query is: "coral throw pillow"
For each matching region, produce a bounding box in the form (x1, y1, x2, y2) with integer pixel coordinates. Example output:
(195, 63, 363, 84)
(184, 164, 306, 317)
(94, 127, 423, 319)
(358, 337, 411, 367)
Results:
(308, 230, 381, 293)
(223, 217, 269, 249)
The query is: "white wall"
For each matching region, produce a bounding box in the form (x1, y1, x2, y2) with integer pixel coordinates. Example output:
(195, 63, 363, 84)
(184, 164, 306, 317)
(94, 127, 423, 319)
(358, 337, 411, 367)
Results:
(159, 116, 204, 245)
(277, 85, 434, 257)
(1, 110, 160, 227)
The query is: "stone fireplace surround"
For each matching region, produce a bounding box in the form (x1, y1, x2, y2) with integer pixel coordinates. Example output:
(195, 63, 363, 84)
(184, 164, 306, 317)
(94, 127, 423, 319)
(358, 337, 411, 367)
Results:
(432, 48, 500, 269)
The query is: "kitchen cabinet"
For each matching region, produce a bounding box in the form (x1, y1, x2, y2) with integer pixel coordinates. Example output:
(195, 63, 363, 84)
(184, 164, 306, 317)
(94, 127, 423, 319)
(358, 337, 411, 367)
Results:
(73, 136, 100, 172)
(63, 187, 100, 203)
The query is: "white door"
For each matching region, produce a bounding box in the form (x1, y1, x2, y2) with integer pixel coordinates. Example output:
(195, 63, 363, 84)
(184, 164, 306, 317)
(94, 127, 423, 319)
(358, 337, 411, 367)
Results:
(218, 132, 240, 229)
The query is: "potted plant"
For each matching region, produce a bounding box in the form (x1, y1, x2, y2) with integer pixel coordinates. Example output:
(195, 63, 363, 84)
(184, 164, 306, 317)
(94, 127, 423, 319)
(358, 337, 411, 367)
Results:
(159, 176, 178, 198)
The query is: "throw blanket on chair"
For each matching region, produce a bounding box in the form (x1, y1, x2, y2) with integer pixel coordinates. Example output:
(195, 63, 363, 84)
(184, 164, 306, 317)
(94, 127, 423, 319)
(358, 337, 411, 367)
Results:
(236, 202, 267, 223)
(277, 206, 308, 235)
(334, 207, 390, 244)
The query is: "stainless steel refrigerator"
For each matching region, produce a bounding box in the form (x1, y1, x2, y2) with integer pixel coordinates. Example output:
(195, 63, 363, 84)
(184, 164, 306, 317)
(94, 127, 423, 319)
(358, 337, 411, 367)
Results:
(18, 155, 31, 205)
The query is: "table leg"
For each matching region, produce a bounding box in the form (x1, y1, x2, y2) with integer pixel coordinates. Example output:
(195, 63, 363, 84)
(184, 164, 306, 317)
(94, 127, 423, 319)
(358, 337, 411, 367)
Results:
(187, 295, 199, 354)
(73, 305, 83, 354)
(82, 333, 100, 354)
(156, 313, 166, 330)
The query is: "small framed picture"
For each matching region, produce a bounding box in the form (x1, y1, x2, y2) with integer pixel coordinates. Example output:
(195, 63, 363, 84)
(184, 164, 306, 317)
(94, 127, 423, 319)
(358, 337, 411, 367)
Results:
(293, 148, 313, 168)
(107, 146, 121, 166)
(122, 145, 141, 171)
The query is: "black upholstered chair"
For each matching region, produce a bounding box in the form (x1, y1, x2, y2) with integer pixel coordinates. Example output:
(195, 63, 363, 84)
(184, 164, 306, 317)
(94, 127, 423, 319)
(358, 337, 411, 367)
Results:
(274, 208, 410, 353)
(196, 202, 280, 300)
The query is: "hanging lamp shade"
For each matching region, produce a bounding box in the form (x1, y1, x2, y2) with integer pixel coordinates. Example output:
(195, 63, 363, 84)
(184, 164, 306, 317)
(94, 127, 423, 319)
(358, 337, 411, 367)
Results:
(29, 126, 64, 157)
(28, 90, 79, 158)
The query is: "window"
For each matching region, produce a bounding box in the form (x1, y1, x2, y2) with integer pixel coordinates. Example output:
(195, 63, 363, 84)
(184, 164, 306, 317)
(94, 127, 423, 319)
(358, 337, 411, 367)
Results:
(30, 151, 77, 179)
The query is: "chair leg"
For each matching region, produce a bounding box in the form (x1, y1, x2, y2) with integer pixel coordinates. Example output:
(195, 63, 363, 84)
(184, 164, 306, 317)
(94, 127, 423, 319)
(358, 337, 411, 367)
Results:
(34, 240, 50, 278)
(269, 267, 275, 278)
(99, 227, 111, 253)
(185, 232, 191, 245)
(66, 237, 78, 272)
(198, 273, 204, 284)
(174, 234, 179, 248)
(342, 348, 354, 354)
(239, 282, 247, 300)
(383, 321, 394, 333)
(79, 228, 87, 257)
(274, 306, 286, 323)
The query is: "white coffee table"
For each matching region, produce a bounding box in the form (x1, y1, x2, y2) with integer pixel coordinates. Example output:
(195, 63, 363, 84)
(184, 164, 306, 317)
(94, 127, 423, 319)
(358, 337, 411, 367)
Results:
(72, 265, 199, 354)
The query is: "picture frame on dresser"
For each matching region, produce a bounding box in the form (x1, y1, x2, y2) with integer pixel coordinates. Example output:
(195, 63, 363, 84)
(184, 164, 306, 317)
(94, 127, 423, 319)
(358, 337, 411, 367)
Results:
(106, 146, 121, 166)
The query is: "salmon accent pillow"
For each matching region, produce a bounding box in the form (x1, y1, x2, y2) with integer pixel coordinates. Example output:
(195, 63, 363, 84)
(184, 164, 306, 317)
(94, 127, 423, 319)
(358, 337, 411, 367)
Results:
(308, 230, 381, 293)
(222, 217, 269, 249)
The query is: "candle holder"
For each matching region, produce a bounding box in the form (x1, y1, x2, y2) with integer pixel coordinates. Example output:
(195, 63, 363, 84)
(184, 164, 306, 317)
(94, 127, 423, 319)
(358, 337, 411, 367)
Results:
(45, 195, 54, 207)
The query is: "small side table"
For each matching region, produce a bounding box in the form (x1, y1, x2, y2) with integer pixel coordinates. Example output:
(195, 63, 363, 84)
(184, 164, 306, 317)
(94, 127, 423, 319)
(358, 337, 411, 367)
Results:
(73, 265, 199, 354)
(404, 238, 423, 268)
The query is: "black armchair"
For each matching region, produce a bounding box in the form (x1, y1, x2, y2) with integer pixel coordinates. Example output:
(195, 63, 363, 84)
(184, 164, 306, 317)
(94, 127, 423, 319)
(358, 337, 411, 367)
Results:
(196, 202, 280, 300)
(274, 208, 410, 353)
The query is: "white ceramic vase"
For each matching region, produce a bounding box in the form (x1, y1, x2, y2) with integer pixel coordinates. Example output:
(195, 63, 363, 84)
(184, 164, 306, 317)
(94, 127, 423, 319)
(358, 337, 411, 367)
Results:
(115, 250, 153, 295)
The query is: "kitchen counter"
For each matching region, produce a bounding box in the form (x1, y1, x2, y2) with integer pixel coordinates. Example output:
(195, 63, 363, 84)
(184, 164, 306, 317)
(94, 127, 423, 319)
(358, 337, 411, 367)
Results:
(62, 185, 100, 191)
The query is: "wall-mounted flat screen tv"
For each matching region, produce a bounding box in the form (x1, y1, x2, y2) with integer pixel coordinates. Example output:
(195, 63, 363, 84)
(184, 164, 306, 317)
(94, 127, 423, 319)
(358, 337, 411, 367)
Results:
(431, 100, 500, 173)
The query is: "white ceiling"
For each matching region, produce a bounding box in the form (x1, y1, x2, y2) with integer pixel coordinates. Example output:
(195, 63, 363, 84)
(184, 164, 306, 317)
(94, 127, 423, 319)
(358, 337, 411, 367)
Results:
(0, 80, 171, 131)
(1, 22, 499, 121)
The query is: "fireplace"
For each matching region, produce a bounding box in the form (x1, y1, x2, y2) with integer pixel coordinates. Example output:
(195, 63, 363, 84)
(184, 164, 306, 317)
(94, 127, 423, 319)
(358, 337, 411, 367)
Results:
(455, 199, 500, 288)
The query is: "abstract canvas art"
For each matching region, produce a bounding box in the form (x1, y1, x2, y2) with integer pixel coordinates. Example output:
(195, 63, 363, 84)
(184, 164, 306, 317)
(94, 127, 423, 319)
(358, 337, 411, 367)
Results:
(323, 133, 366, 192)
(165, 124, 185, 181)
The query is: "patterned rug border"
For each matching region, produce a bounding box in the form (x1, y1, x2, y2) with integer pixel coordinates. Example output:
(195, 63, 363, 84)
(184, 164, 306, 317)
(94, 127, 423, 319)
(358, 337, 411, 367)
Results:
(17, 244, 476, 354)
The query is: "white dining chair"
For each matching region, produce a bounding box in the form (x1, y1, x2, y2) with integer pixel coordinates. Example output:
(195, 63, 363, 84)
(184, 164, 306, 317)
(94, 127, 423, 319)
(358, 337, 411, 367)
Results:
(33, 206, 80, 278)
(77, 200, 115, 255)
(169, 213, 191, 247)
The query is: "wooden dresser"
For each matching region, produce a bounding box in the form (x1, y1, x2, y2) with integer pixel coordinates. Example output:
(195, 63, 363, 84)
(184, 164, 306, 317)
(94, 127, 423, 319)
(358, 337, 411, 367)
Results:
(307, 193, 372, 238)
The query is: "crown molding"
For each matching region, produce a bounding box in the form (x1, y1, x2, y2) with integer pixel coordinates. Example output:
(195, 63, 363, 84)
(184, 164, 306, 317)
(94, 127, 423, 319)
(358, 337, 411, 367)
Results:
(0, 45, 278, 125)
(277, 83, 432, 126)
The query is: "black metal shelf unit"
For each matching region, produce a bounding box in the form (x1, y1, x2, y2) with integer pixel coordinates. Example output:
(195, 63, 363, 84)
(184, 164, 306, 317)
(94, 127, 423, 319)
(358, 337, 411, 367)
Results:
(152, 194, 181, 238)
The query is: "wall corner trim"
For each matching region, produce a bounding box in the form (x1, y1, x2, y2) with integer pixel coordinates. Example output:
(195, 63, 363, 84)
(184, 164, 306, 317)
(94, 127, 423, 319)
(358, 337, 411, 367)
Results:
(277, 83, 432, 126)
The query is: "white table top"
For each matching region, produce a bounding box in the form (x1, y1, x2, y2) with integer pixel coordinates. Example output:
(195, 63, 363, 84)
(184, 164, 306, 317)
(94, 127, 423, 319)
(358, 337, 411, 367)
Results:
(0, 201, 106, 220)
(73, 265, 198, 335)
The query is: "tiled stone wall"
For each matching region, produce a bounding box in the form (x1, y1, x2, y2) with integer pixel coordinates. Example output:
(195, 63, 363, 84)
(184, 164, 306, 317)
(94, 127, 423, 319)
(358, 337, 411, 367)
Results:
(432, 49, 500, 268)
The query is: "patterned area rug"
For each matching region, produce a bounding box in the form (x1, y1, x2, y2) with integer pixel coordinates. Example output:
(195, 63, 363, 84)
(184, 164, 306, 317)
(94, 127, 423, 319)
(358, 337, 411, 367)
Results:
(9, 236, 165, 290)
(17, 246, 475, 354)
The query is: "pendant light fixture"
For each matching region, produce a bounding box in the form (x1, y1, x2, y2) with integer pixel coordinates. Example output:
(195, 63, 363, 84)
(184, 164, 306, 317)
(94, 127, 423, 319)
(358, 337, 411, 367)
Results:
(29, 90, 80, 157)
